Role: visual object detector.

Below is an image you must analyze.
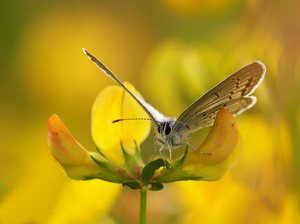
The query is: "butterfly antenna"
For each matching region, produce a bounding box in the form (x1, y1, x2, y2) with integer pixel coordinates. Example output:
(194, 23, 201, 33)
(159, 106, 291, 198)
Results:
(112, 118, 153, 123)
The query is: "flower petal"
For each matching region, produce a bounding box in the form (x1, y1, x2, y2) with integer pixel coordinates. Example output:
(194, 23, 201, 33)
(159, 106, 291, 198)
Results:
(92, 82, 151, 164)
(157, 109, 241, 182)
(47, 114, 126, 182)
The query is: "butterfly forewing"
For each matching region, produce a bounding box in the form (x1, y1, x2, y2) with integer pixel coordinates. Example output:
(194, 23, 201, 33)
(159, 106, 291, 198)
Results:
(173, 61, 265, 134)
(83, 48, 167, 127)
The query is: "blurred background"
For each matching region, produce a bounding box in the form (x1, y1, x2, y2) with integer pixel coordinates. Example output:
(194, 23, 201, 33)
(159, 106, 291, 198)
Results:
(0, 0, 300, 223)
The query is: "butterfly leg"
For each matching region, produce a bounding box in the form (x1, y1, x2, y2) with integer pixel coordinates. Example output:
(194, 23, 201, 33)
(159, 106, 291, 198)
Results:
(181, 141, 211, 155)
(167, 144, 173, 170)
(154, 137, 166, 161)
(154, 137, 173, 169)
(158, 145, 167, 166)
(183, 141, 196, 151)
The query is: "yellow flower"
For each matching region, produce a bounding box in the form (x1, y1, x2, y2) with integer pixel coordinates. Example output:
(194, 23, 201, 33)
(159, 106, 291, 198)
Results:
(47, 82, 240, 190)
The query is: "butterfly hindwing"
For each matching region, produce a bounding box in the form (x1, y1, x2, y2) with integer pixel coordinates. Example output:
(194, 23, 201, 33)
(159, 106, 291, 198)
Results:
(173, 61, 266, 134)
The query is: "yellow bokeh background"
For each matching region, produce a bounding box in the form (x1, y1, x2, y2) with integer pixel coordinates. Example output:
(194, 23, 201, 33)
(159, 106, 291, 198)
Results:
(1, 1, 300, 223)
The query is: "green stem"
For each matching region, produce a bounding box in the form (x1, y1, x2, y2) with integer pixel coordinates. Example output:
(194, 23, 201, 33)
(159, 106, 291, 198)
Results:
(140, 188, 147, 224)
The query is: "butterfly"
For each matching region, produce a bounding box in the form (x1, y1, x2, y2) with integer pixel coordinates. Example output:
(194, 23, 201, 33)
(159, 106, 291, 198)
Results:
(83, 48, 266, 167)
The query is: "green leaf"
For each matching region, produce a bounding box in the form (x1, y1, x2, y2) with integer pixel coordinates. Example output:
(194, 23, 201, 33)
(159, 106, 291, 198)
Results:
(90, 154, 131, 183)
(123, 181, 141, 190)
(142, 159, 166, 184)
(150, 183, 164, 191)
(121, 141, 143, 170)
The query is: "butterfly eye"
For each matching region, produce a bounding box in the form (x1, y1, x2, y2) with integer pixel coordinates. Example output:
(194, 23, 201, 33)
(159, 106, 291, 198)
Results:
(165, 123, 171, 135)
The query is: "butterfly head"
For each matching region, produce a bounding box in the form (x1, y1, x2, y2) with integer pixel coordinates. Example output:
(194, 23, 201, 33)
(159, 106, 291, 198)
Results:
(157, 118, 178, 140)
(158, 121, 172, 136)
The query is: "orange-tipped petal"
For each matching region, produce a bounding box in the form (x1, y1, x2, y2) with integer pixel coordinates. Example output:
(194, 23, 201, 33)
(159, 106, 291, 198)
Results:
(191, 108, 239, 166)
(158, 109, 241, 182)
(91, 82, 151, 164)
(47, 115, 104, 180)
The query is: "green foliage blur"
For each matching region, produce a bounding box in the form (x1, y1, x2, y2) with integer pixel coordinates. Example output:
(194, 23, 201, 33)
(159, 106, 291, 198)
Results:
(1, 0, 300, 223)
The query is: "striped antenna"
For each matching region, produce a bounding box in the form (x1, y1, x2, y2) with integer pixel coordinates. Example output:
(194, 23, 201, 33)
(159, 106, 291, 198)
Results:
(112, 117, 153, 123)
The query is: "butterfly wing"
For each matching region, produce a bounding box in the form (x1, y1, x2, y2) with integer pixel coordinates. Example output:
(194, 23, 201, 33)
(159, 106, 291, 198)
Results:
(173, 61, 266, 134)
(83, 48, 166, 126)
